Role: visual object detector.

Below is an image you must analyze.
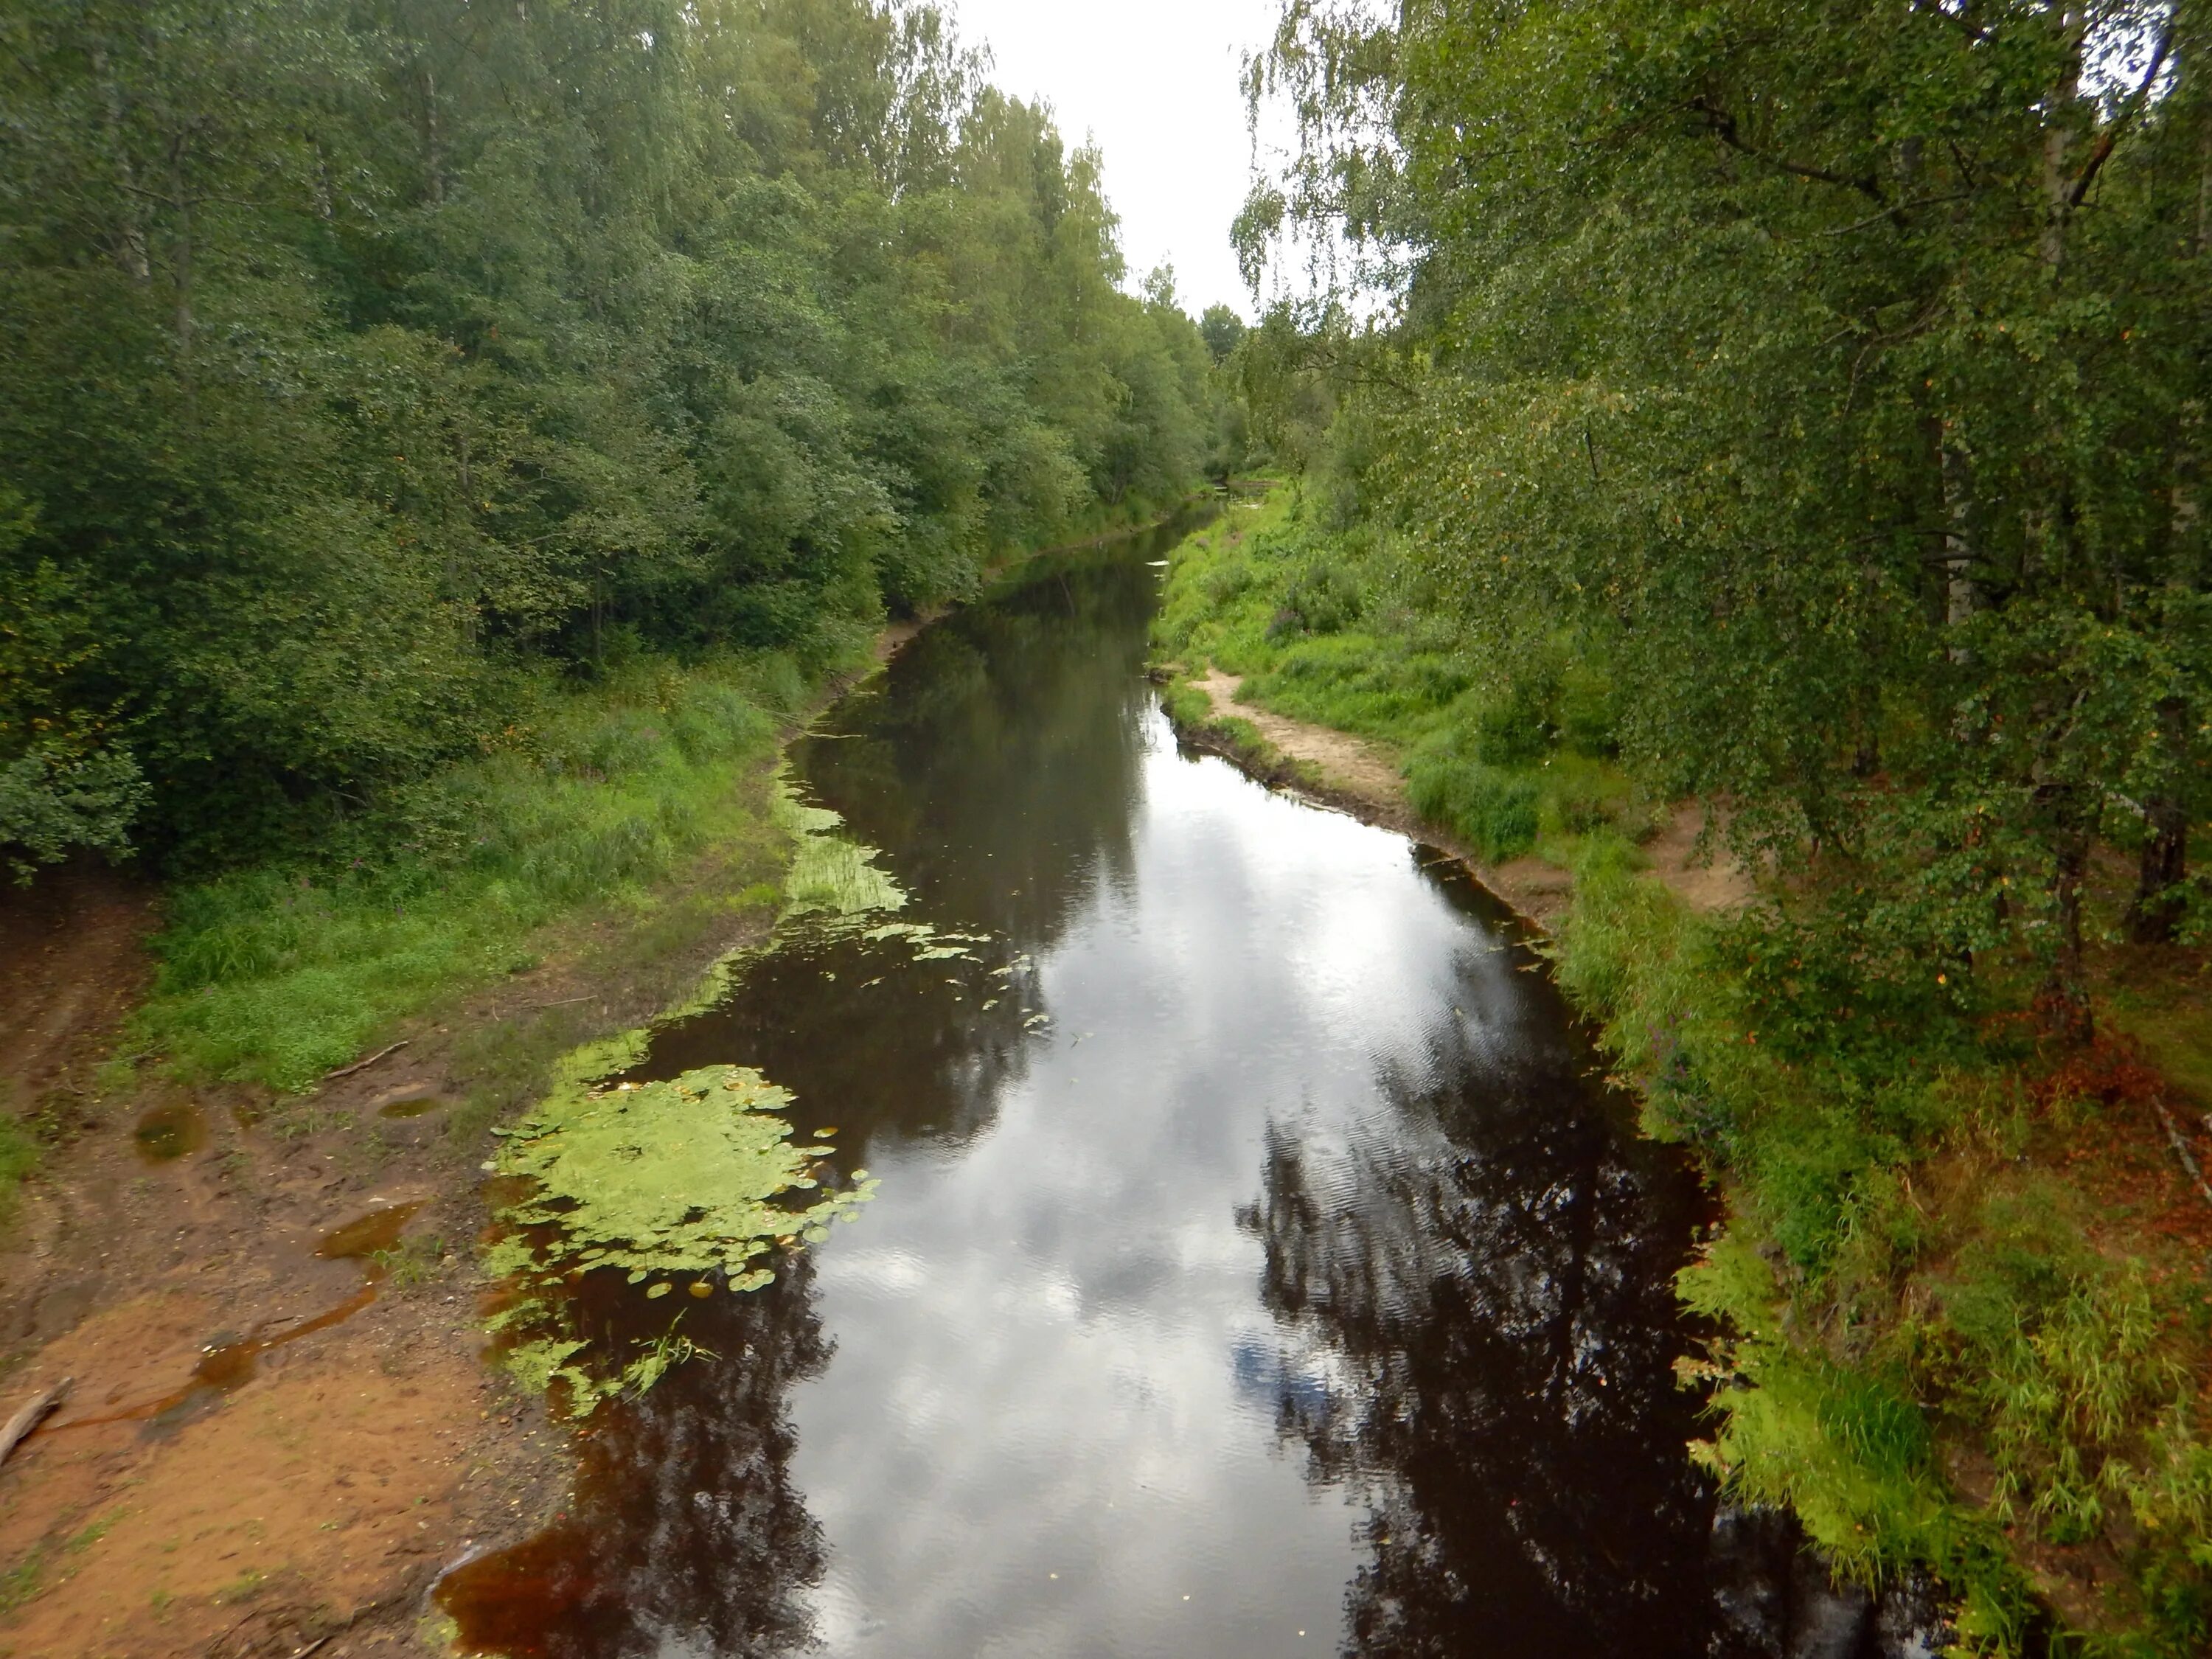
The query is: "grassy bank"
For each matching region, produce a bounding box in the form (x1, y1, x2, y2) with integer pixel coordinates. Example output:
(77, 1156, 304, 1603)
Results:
(1151, 497, 2212, 1656)
(104, 493, 1204, 1105)
(1150, 490, 1658, 861)
(117, 633, 869, 1100)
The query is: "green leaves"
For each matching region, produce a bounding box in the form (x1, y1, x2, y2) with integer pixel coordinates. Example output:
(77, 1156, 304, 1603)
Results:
(0, 0, 1222, 880)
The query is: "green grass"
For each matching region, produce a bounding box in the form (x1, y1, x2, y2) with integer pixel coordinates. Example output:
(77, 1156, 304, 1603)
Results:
(106, 498, 1200, 1103)
(1150, 490, 1646, 861)
(124, 644, 860, 1095)
(1557, 831, 2212, 1655)
(0, 1113, 35, 1221)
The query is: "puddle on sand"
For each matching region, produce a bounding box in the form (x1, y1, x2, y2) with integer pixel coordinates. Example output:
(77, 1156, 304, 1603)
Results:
(38, 1204, 418, 1433)
(132, 1103, 206, 1163)
(317, 1200, 425, 1259)
(379, 1096, 446, 1119)
(186, 1280, 381, 1393)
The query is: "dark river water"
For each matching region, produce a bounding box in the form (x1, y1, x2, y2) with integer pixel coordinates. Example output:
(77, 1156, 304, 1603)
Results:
(439, 512, 1940, 1659)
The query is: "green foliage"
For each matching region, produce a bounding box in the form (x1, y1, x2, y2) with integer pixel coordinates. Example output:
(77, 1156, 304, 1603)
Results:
(0, 1543, 45, 1614)
(0, 748, 150, 882)
(0, 0, 1229, 877)
(1245, 0, 2212, 1009)
(1152, 490, 1640, 859)
(1234, 7, 2212, 1644)
(1553, 834, 2212, 1652)
(132, 653, 803, 1091)
(0, 497, 149, 877)
(1403, 744, 1539, 862)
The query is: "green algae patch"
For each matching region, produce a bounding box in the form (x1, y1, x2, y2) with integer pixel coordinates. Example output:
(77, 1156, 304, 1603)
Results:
(483, 774, 911, 1411)
(491, 1065, 874, 1289)
(487, 1063, 877, 1412)
(776, 781, 907, 921)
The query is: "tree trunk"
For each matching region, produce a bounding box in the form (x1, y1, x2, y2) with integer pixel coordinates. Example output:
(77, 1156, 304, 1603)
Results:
(171, 170, 195, 398)
(1940, 422, 1977, 659)
(90, 44, 150, 282)
(419, 60, 446, 206)
(2040, 7, 2087, 275)
(2129, 698, 2192, 944)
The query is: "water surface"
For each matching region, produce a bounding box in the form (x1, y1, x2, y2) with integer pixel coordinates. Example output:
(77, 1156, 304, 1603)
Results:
(441, 516, 1931, 1658)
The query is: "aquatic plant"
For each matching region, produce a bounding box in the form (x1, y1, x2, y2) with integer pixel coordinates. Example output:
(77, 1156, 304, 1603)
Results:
(777, 786, 908, 920)
(489, 1062, 875, 1410)
(492, 1065, 873, 1287)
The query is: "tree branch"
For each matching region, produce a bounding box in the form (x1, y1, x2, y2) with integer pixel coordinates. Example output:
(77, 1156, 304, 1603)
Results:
(1688, 97, 1886, 203)
(1907, 0, 1992, 45)
(1820, 189, 1973, 237)
(2067, 22, 2174, 209)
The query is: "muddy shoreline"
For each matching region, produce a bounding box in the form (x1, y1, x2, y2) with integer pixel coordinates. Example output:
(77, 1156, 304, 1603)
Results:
(0, 759, 835, 1655)
(1153, 665, 1750, 936)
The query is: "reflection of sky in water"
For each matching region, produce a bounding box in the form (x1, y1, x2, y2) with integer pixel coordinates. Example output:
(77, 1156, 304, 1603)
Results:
(786, 706, 1583, 1658)
(440, 533, 1938, 1659)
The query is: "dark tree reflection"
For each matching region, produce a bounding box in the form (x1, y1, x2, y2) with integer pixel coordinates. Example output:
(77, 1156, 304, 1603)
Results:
(439, 1257, 831, 1659)
(1245, 927, 1725, 1656)
(1247, 900, 1952, 1659)
(800, 524, 1196, 953)
(639, 925, 1043, 1156)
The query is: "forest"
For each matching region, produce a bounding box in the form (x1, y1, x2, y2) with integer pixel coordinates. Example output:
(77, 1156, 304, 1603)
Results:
(1172, 0, 2212, 1650)
(0, 0, 1232, 880)
(7, 0, 2212, 1652)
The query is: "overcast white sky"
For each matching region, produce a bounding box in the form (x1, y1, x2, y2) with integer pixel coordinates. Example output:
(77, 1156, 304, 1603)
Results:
(950, 0, 1287, 320)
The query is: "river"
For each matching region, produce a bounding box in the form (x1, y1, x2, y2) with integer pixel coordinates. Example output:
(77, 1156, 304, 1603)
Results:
(438, 510, 1939, 1658)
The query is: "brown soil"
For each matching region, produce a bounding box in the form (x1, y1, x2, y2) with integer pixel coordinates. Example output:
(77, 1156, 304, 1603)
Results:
(0, 785, 794, 1658)
(0, 860, 158, 1123)
(1182, 670, 1750, 931)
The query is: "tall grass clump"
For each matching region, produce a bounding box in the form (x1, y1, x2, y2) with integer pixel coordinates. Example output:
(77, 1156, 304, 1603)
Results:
(133, 649, 838, 1092)
(1403, 743, 1540, 861)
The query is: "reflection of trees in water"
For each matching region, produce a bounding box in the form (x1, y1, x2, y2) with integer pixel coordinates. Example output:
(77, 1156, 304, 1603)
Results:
(644, 541, 1181, 1157)
(438, 1257, 830, 1659)
(442, 536, 1200, 1656)
(800, 546, 1166, 956)
(641, 924, 1041, 1155)
(1248, 965, 1953, 1659)
(1245, 985, 1723, 1658)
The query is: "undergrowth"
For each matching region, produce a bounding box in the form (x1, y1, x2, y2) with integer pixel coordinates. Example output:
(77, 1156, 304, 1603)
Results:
(123, 640, 863, 1093)
(1560, 833, 2212, 1657)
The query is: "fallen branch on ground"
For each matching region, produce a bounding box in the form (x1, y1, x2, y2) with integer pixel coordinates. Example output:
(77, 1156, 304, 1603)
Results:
(322, 1040, 408, 1082)
(0, 1377, 71, 1470)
